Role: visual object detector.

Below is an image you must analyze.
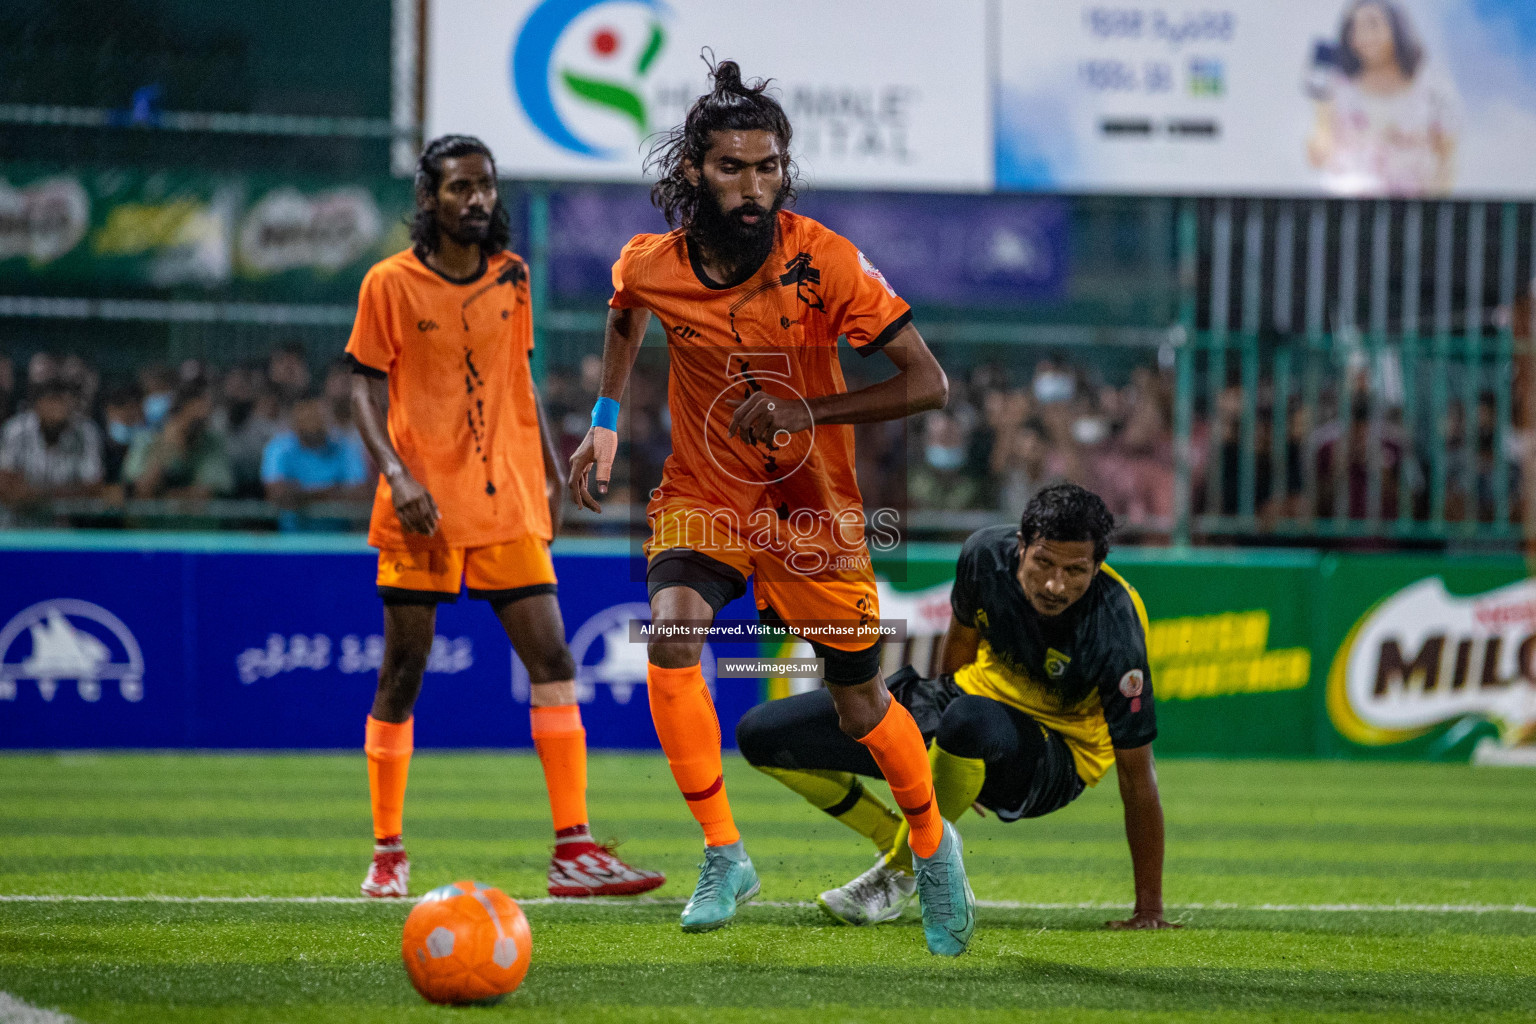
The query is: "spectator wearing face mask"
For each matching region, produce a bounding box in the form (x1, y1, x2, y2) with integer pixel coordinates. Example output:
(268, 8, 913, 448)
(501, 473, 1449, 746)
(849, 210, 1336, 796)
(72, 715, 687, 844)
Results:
(261, 396, 371, 531)
(0, 380, 105, 515)
(1031, 358, 1077, 407)
(100, 384, 146, 486)
(122, 379, 235, 499)
(910, 411, 979, 510)
(138, 365, 177, 431)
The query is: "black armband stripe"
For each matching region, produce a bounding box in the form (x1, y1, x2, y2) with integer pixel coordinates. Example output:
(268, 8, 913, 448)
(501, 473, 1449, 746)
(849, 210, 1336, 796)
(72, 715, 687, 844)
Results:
(823, 778, 867, 818)
(856, 308, 914, 358)
(346, 353, 388, 379)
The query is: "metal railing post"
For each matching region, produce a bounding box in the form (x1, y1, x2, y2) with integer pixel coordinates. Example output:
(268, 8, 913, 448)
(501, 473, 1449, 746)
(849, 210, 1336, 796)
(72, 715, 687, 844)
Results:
(527, 185, 551, 384)
(1172, 199, 1199, 548)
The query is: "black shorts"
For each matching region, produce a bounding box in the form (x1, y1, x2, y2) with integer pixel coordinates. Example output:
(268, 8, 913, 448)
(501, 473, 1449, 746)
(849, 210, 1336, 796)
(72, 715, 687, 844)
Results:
(646, 548, 880, 686)
(736, 666, 1087, 822)
(887, 666, 1085, 821)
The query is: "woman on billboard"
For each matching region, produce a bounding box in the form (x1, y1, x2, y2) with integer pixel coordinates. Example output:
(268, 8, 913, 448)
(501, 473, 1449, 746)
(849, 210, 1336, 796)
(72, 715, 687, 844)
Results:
(1305, 0, 1459, 196)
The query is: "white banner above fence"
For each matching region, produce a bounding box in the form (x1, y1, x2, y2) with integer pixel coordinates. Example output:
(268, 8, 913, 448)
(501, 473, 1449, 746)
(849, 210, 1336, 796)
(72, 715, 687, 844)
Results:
(995, 0, 1536, 198)
(424, 0, 992, 191)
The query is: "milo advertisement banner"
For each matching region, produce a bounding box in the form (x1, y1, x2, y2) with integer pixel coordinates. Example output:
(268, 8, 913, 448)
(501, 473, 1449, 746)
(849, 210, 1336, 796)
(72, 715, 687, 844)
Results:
(1320, 556, 1536, 763)
(0, 165, 417, 300)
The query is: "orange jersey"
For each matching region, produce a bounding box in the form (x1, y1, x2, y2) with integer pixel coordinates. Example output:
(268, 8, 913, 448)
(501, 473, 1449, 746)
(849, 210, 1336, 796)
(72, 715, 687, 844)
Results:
(611, 212, 911, 551)
(346, 248, 550, 550)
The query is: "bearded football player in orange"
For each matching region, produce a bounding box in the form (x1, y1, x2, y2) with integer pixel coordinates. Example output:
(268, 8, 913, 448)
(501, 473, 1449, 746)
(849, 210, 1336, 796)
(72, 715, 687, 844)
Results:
(346, 135, 662, 900)
(568, 63, 974, 954)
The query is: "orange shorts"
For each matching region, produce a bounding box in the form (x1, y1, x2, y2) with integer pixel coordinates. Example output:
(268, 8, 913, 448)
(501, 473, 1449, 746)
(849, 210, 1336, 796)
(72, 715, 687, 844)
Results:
(376, 535, 557, 605)
(644, 504, 880, 653)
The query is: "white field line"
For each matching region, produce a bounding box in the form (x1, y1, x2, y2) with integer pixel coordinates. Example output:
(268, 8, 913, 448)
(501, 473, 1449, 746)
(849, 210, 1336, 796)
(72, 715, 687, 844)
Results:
(0, 992, 78, 1024)
(0, 894, 1533, 914)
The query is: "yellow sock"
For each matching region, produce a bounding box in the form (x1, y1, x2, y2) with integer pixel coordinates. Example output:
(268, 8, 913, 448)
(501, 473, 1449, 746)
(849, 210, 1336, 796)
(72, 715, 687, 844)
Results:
(884, 742, 987, 871)
(756, 766, 901, 856)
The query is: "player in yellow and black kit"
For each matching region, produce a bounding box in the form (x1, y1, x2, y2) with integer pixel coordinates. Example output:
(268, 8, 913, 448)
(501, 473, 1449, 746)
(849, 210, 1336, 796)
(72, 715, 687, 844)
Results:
(737, 483, 1177, 930)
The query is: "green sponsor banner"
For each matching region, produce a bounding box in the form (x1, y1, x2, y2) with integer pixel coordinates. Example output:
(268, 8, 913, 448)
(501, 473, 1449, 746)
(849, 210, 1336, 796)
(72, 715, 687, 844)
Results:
(1107, 550, 1317, 758)
(875, 547, 1534, 762)
(0, 165, 415, 301)
(1315, 554, 1532, 762)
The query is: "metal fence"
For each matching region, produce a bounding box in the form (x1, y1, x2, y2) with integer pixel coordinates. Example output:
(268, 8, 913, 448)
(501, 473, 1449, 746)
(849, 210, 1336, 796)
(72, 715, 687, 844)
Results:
(1173, 198, 1536, 549)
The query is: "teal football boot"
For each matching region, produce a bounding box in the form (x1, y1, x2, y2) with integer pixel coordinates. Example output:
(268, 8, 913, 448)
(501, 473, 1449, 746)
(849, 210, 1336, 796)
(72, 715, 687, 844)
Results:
(680, 841, 761, 932)
(912, 819, 975, 955)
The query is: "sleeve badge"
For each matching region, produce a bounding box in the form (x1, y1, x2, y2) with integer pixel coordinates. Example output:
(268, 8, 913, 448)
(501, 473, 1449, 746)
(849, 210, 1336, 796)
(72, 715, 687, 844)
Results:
(857, 250, 897, 298)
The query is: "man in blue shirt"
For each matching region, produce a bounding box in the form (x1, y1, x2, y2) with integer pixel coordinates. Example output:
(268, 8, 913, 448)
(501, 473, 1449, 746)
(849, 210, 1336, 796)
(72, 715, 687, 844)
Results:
(261, 396, 370, 530)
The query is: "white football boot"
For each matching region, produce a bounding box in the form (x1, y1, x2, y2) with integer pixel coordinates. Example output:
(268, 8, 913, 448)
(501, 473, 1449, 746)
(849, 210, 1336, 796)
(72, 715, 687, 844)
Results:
(816, 857, 917, 926)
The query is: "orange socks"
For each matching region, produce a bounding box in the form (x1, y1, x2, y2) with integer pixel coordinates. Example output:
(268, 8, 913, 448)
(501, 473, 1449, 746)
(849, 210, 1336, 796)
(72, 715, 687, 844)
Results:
(857, 699, 944, 858)
(646, 662, 740, 847)
(530, 704, 589, 833)
(364, 715, 413, 842)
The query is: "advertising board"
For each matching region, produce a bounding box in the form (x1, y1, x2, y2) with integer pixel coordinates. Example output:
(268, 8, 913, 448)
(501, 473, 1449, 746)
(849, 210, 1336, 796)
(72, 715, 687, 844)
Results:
(425, 0, 992, 190)
(998, 0, 1536, 197)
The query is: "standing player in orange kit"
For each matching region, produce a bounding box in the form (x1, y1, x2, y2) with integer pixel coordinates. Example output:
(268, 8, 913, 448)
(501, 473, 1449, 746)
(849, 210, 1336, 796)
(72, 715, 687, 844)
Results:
(568, 62, 975, 954)
(346, 135, 662, 900)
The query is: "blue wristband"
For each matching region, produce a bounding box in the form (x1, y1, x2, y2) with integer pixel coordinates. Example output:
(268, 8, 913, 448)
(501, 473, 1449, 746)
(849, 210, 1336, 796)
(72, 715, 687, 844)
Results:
(591, 396, 620, 431)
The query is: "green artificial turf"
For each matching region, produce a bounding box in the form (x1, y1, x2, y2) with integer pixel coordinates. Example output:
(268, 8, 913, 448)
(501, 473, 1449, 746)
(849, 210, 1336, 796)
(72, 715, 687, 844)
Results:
(1, 753, 1533, 1023)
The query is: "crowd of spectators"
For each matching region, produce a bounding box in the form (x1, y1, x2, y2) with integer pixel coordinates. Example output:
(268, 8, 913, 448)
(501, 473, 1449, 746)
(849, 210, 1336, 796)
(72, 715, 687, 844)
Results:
(0, 344, 370, 530)
(2, 342, 1521, 539)
(538, 352, 1181, 533)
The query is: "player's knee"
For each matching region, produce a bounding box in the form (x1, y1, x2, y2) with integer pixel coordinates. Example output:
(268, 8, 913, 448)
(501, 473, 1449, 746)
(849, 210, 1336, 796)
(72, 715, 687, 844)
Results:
(934, 695, 999, 760)
(525, 645, 576, 684)
(379, 648, 428, 691)
(733, 704, 777, 767)
(830, 686, 886, 740)
(647, 639, 704, 670)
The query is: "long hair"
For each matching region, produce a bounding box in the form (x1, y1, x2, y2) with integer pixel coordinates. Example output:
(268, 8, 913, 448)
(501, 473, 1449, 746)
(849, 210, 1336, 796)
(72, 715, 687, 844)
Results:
(1337, 0, 1423, 79)
(409, 134, 512, 255)
(645, 57, 797, 230)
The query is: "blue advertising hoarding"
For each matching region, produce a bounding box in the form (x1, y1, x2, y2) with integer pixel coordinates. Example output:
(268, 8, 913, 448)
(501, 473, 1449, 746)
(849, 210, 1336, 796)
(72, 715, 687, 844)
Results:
(547, 186, 1069, 305)
(0, 537, 761, 750)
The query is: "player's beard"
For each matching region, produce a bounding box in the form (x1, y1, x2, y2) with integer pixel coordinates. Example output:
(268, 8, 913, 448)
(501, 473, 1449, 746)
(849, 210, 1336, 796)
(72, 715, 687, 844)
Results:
(443, 213, 491, 248)
(689, 185, 782, 279)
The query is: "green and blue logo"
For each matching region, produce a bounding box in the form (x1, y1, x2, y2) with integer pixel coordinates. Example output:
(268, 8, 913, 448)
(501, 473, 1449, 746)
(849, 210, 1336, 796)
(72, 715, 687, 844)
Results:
(511, 0, 668, 158)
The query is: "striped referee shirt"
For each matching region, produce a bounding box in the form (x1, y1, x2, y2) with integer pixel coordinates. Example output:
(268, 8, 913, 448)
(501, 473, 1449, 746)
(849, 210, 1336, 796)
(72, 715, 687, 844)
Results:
(0, 411, 103, 488)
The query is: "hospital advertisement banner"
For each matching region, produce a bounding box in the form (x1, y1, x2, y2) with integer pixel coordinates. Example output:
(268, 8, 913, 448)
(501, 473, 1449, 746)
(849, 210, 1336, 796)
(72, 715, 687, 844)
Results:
(424, 0, 992, 191)
(995, 0, 1536, 197)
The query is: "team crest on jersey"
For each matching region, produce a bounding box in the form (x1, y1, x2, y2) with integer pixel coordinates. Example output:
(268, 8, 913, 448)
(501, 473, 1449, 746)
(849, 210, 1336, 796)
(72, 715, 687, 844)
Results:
(779, 252, 825, 310)
(1044, 647, 1071, 679)
(857, 250, 897, 298)
(1119, 668, 1145, 697)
